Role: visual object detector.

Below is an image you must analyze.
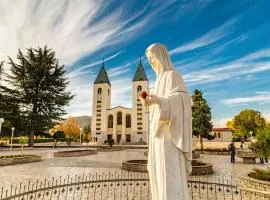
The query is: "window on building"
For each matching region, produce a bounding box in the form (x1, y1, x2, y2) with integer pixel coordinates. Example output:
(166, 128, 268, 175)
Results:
(108, 115, 113, 128)
(117, 112, 122, 125)
(137, 132, 143, 134)
(96, 128, 101, 130)
(96, 132, 101, 135)
(108, 89, 110, 95)
(126, 114, 131, 128)
(98, 88, 102, 94)
(137, 85, 142, 92)
(214, 132, 217, 138)
(218, 132, 221, 138)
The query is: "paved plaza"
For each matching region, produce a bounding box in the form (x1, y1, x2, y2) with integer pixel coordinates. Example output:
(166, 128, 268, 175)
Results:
(0, 148, 268, 189)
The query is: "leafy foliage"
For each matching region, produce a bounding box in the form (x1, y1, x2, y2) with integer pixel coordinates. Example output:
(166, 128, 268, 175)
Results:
(191, 89, 214, 150)
(248, 168, 270, 182)
(249, 125, 270, 158)
(104, 138, 115, 147)
(57, 117, 80, 139)
(4, 46, 73, 146)
(227, 109, 266, 141)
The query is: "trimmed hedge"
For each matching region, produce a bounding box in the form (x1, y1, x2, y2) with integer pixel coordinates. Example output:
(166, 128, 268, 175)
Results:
(11, 138, 66, 144)
(0, 154, 40, 159)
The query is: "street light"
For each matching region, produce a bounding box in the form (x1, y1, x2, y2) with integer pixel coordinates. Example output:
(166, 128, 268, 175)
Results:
(80, 128, 83, 144)
(10, 127, 15, 151)
(0, 118, 4, 135)
(250, 131, 253, 138)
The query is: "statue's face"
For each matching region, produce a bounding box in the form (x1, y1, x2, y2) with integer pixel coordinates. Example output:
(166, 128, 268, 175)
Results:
(146, 51, 160, 68)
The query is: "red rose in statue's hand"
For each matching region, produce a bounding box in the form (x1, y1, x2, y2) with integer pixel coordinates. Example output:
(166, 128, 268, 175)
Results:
(141, 91, 148, 99)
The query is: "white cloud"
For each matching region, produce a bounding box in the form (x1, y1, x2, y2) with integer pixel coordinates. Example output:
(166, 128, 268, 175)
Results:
(182, 48, 270, 85)
(220, 92, 270, 105)
(169, 18, 237, 55)
(0, 0, 179, 117)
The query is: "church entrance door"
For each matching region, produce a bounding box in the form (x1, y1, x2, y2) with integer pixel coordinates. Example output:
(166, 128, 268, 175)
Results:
(116, 134, 122, 143)
(126, 134, 131, 142)
(107, 134, 112, 141)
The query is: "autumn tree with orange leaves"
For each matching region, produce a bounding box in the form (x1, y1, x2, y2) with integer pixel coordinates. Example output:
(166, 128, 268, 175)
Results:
(60, 117, 80, 139)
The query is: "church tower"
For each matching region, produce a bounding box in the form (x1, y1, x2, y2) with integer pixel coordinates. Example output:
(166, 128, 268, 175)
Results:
(132, 58, 149, 143)
(91, 62, 111, 142)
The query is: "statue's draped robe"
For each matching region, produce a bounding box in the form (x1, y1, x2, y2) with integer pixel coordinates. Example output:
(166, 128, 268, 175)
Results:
(148, 70, 192, 200)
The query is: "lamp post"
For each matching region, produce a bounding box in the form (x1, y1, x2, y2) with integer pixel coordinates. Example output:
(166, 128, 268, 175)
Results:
(10, 127, 15, 151)
(0, 118, 4, 135)
(80, 128, 83, 144)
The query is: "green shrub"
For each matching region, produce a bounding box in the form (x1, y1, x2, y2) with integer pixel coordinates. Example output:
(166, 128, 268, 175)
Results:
(195, 148, 229, 152)
(248, 168, 270, 182)
(104, 139, 115, 147)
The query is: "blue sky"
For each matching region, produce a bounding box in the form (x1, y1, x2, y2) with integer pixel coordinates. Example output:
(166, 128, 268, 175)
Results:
(0, 0, 270, 127)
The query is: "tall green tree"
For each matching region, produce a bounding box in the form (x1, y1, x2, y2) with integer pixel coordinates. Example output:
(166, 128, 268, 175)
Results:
(0, 61, 23, 135)
(5, 46, 73, 146)
(227, 109, 265, 141)
(191, 89, 214, 150)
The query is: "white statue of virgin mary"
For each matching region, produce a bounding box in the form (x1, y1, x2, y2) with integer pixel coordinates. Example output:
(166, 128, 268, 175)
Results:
(140, 43, 192, 200)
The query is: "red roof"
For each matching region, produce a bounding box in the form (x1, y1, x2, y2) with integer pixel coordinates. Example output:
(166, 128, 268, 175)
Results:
(211, 128, 231, 132)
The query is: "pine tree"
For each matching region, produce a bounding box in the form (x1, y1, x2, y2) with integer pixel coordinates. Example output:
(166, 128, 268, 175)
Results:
(0, 61, 24, 135)
(5, 46, 73, 146)
(191, 89, 214, 150)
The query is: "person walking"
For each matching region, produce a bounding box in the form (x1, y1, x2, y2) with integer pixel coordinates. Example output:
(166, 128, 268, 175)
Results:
(228, 142, 236, 163)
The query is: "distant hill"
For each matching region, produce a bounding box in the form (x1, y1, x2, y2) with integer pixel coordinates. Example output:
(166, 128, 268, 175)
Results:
(73, 116, 92, 129)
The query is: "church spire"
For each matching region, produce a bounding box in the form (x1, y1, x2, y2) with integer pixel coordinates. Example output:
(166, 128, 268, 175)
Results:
(133, 57, 148, 82)
(94, 61, 111, 85)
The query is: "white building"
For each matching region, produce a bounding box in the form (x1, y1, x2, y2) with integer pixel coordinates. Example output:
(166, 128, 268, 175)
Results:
(192, 128, 233, 142)
(91, 60, 149, 144)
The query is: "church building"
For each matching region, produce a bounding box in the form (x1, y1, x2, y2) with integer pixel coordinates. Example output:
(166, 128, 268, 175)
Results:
(91, 60, 149, 144)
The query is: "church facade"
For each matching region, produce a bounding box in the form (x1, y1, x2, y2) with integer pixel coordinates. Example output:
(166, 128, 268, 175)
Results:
(91, 60, 149, 144)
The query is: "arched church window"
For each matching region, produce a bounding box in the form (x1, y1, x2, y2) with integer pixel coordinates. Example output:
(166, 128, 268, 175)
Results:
(137, 85, 142, 92)
(108, 115, 113, 128)
(126, 114, 131, 128)
(117, 112, 122, 125)
(98, 88, 102, 94)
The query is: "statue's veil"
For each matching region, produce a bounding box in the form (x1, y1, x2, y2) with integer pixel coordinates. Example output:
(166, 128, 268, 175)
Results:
(146, 43, 188, 93)
(146, 43, 174, 75)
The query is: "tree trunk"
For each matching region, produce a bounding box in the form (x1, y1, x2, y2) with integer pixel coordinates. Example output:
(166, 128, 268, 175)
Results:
(200, 136, 204, 150)
(28, 130, 35, 147)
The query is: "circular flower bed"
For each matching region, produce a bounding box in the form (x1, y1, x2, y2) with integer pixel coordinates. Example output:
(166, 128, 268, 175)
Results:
(54, 149, 97, 157)
(239, 168, 270, 198)
(122, 160, 148, 173)
(191, 160, 214, 175)
(0, 154, 41, 166)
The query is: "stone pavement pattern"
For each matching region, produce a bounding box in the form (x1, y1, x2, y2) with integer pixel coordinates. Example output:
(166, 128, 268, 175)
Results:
(0, 148, 268, 190)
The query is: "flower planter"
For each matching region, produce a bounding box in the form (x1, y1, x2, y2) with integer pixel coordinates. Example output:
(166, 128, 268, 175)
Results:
(237, 150, 259, 163)
(239, 175, 270, 198)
